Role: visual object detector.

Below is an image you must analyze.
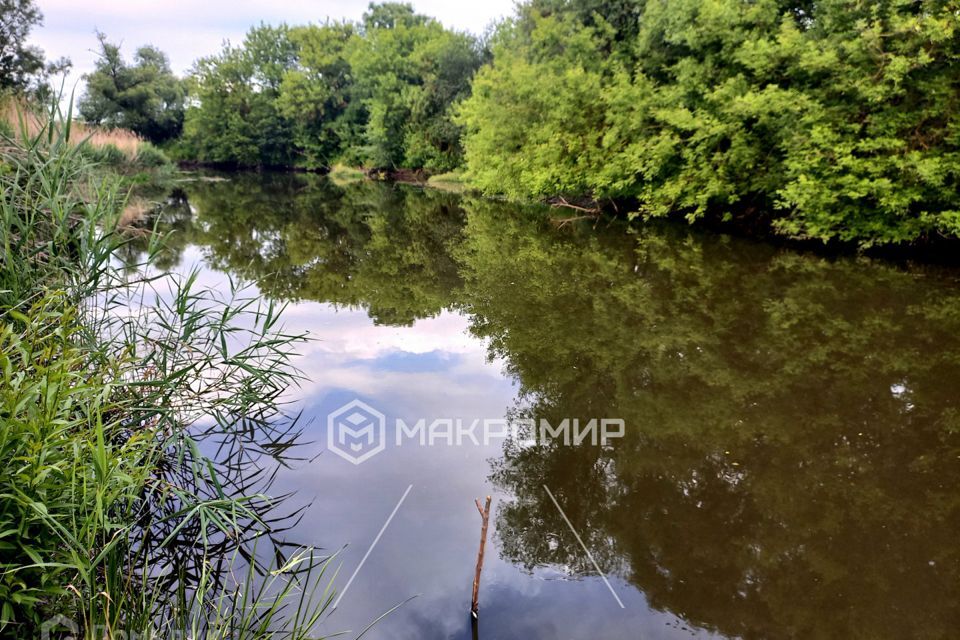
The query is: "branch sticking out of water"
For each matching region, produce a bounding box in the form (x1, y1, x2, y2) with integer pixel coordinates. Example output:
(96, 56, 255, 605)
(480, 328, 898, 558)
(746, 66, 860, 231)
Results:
(471, 496, 493, 620)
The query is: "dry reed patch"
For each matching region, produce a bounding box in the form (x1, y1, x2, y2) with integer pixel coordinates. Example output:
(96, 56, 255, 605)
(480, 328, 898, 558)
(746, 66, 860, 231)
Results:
(0, 97, 142, 159)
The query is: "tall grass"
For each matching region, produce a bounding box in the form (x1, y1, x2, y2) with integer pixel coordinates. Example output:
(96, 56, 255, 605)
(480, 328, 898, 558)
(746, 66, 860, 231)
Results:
(0, 95, 171, 171)
(0, 102, 335, 637)
(1, 96, 141, 158)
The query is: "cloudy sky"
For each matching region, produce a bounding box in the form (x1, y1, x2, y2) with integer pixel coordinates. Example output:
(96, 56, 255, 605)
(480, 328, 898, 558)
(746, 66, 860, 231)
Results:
(28, 0, 516, 97)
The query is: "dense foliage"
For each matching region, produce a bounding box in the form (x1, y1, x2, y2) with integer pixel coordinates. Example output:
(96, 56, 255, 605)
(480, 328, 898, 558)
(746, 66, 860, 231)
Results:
(180, 3, 482, 171)
(64, 0, 960, 245)
(78, 33, 187, 143)
(458, 0, 960, 247)
(0, 0, 43, 91)
(179, 24, 299, 167)
(170, 0, 960, 247)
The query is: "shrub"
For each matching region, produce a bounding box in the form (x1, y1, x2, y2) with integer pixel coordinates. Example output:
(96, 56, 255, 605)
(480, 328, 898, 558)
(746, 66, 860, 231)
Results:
(458, 0, 960, 248)
(90, 142, 127, 166)
(134, 141, 170, 168)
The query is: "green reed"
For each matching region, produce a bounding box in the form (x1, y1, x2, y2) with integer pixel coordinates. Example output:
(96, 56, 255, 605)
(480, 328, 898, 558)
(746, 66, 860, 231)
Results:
(0, 100, 335, 638)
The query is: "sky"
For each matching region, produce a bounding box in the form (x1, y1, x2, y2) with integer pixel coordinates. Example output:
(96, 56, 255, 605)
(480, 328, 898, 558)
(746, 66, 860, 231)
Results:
(28, 0, 516, 99)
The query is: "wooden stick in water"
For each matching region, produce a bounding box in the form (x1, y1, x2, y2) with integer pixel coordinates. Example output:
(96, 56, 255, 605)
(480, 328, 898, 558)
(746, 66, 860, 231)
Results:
(471, 495, 492, 619)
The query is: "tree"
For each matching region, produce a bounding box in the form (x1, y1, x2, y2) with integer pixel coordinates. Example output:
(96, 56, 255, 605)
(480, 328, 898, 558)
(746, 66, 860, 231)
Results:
(455, 11, 613, 198)
(458, 0, 960, 248)
(347, 2, 482, 170)
(360, 2, 427, 31)
(181, 5, 481, 172)
(0, 0, 52, 93)
(277, 23, 364, 168)
(180, 24, 298, 167)
(78, 33, 185, 143)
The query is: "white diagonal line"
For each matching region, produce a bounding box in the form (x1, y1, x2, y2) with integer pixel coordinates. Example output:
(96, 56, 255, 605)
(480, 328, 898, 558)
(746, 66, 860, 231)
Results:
(543, 484, 625, 609)
(332, 484, 414, 610)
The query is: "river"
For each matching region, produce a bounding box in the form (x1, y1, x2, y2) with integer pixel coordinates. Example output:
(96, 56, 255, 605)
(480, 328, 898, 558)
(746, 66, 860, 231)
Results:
(141, 171, 960, 639)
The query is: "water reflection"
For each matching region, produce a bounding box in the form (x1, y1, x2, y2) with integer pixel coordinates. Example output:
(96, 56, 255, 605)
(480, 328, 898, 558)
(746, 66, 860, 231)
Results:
(464, 207, 960, 638)
(143, 174, 464, 325)
(144, 173, 960, 639)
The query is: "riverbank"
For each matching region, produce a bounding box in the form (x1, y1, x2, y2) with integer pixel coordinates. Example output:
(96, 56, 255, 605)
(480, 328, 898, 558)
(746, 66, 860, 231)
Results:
(1, 97, 176, 180)
(153, 1, 959, 256)
(230, 161, 960, 267)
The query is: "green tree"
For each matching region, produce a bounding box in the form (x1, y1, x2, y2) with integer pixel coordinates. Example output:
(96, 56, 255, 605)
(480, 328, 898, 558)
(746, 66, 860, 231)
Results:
(178, 4, 480, 172)
(78, 33, 185, 143)
(277, 23, 364, 168)
(0, 0, 41, 91)
(0, 0, 69, 96)
(458, 0, 960, 248)
(455, 11, 613, 199)
(347, 2, 481, 171)
(180, 24, 298, 167)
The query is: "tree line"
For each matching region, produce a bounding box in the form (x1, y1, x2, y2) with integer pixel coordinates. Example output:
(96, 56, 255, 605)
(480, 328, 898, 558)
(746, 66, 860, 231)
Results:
(5, 0, 959, 247)
(459, 0, 960, 247)
(79, 3, 483, 172)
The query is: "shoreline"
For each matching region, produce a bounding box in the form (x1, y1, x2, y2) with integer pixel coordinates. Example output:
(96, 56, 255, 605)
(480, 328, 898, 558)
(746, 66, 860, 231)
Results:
(173, 163, 960, 270)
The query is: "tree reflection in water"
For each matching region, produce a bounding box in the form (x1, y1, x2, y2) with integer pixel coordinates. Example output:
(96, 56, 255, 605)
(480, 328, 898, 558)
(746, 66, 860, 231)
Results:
(139, 172, 960, 639)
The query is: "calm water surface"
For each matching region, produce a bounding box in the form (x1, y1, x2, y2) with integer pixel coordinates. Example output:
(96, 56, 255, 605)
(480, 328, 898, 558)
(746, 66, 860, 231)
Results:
(146, 173, 960, 639)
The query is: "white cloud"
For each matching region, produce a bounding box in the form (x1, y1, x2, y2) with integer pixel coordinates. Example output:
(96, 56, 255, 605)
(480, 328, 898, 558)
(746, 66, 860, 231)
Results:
(151, 247, 513, 416)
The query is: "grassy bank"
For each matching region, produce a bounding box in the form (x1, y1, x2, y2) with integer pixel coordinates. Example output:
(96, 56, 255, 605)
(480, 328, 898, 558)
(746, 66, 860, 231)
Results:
(425, 171, 469, 194)
(0, 109, 334, 637)
(1, 96, 175, 182)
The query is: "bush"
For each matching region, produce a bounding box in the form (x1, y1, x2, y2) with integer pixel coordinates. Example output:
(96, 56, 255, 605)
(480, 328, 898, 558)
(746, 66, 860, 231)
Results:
(458, 0, 960, 248)
(134, 141, 170, 168)
(91, 142, 127, 166)
(74, 141, 127, 166)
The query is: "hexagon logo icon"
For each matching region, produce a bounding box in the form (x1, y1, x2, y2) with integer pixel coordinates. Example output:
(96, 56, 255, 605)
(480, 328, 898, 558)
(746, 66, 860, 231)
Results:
(41, 615, 78, 640)
(327, 399, 386, 465)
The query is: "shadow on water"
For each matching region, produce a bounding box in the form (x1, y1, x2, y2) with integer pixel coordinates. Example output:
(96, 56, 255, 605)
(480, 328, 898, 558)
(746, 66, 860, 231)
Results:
(134, 172, 960, 639)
